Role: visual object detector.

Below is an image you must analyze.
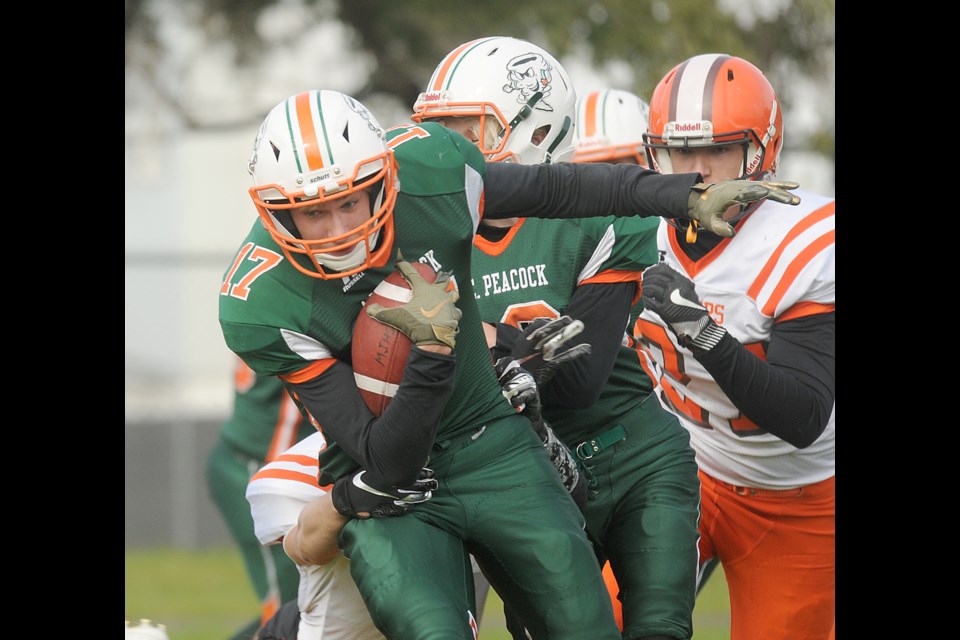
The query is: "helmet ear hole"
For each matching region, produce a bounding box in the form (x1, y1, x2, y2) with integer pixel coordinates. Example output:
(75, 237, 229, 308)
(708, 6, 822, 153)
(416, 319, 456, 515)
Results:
(532, 125, 550, 146)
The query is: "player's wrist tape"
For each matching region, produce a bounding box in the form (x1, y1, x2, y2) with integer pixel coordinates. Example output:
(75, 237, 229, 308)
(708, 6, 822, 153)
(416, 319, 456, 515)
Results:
(689, 322, 726, 353)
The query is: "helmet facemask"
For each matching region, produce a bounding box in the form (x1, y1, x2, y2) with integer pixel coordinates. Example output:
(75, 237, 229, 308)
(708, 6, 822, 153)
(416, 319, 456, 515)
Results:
(250, 151, 398, 280)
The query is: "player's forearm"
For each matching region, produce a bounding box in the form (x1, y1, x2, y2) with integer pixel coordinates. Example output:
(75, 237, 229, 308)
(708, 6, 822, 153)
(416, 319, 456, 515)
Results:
(540, 282, 634, 409)
(696, 315, 835, 448)
(291, 350, 455, 486)
(370, 346, 457, 485)
(283, 494, 347, 566)
(483, 162, 698, 221)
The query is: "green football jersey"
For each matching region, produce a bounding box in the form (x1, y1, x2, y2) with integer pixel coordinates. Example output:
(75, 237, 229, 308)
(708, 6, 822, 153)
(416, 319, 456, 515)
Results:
(219, 122, 515, 480)
(471, 214, 659, 445)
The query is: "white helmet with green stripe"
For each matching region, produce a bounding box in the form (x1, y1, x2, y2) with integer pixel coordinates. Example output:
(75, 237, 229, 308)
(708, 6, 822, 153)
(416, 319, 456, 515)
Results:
(247, 90, 398, 280)
(412, 36, 576, 165)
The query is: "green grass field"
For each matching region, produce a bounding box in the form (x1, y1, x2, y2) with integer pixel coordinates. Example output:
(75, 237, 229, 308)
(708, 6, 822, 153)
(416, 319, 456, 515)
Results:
(125, 547, 730, 639)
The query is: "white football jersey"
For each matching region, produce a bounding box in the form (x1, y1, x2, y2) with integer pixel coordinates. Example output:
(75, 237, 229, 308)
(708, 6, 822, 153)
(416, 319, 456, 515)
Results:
(246, 431, 490, 638)
(246, 432, 386, 640)
(636, 191, 835, 489)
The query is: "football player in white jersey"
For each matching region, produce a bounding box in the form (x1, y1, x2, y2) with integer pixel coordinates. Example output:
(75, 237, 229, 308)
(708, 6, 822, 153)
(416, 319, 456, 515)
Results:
(635, 53, 835, 640)
(246, 431, 491, 639)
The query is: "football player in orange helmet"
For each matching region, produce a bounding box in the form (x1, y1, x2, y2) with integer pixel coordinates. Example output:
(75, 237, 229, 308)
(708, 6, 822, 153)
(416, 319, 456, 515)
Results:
(635, 53, 835, 640)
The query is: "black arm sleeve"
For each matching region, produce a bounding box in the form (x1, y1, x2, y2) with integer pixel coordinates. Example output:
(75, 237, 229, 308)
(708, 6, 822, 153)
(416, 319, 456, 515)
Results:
(695, 312, 835, 449)
(483, 162, 700, 221)
(540, 282, 636, 409)
(288, 346, 456, 486)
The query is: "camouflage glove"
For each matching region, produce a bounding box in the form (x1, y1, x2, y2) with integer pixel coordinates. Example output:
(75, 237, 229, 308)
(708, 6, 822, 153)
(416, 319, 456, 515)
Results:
(511, 316, 592, 385)
(641, 263, 726, 353)
(366, 252, 462, 349)
(331, 467, 438, 519)
(687, 179, 800, 237)
(493, 358, 587, 509)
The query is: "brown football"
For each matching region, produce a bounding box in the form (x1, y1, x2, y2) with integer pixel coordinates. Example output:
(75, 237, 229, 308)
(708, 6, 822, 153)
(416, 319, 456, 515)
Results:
(352, 261, 438, 416)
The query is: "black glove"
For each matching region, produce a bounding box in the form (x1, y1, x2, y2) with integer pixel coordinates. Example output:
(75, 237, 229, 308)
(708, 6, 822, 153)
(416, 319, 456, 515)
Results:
(511, 316, 592, 385)
(494, 358, 587, 509)
(641, 263, 726, 353)
(495, 358, 546, 439)
(540, 418, 588, 509)
(331, 467, 438, 519)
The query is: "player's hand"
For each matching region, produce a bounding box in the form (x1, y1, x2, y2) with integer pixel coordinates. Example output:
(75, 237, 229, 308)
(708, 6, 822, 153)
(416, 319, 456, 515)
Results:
(331, 467, 438, 519)
(493, 357, 587, 509)
(540, 418, 588, 509)
(687, 179, 800, 237)
(641, 263, 726, 353)
(494, 357, 546, 438)
(511, 316, 592, 385)
(366, 251, 462, 349)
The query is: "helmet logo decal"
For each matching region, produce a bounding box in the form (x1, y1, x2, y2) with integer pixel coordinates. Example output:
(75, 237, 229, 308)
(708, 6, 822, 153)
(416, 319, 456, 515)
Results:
(341, 94, 383, 136)
(248, 117, 270, 176)
(502, 53, 554, 112)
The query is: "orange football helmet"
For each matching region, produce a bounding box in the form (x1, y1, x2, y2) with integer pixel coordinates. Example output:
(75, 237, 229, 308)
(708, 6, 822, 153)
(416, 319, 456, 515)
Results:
(644, 53, 782, 181)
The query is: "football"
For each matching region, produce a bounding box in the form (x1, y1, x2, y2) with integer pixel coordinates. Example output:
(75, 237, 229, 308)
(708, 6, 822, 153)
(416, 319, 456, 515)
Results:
(352, 261, 438, 415)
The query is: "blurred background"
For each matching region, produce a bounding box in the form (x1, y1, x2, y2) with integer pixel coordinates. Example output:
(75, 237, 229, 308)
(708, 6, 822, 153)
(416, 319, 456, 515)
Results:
(125, 0, 835, 549)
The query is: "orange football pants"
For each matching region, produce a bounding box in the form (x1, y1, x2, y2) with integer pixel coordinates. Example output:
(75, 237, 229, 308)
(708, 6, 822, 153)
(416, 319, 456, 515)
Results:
(698, 470, 835, 640)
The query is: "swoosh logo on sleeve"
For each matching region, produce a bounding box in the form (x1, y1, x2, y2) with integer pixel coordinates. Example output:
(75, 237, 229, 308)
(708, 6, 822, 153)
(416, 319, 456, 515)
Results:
(669, 289, 706, 311)
(420, 301, 448, 318)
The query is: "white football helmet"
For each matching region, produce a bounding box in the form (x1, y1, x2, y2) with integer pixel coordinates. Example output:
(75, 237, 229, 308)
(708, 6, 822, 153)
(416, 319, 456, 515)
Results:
(411, 36, 576, 165)
(572, 89, 650, 165)
(248, 89, 398, 280)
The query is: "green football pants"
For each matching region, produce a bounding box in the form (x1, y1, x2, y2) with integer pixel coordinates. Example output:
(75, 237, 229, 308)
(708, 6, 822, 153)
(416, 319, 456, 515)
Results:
(339, 413, 621, 639)
(579, 395, 701, 640)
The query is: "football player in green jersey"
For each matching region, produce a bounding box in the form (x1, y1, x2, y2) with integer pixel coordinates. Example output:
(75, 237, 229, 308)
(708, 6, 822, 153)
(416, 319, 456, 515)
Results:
(206, 356, 316, 639)
(412, 39, 700, 640)
(219, 85, 799, 638)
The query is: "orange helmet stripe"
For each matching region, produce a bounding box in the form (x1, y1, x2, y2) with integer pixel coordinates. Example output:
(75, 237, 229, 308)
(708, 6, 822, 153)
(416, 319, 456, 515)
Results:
(294, 91, 325, 171)
(429, 38, 493, 91)
(583, 91, 600, 138)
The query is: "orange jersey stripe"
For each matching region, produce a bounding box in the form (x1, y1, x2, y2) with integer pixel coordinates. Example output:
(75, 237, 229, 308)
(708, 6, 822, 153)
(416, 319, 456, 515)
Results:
(273, 452, 320, 467)
(279, 358, 337, 384)
(581, 269, 643, 305)
(580, 269, 643, 286)
(761, 229, 835, 317)
(473, 219, 526, 255)
(748, 202, 835, 301)
(668, 227, 734, 277)
(295, 92, 324, 171)
(250, 468, 318, 486)
(777, 300, 835, 323)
